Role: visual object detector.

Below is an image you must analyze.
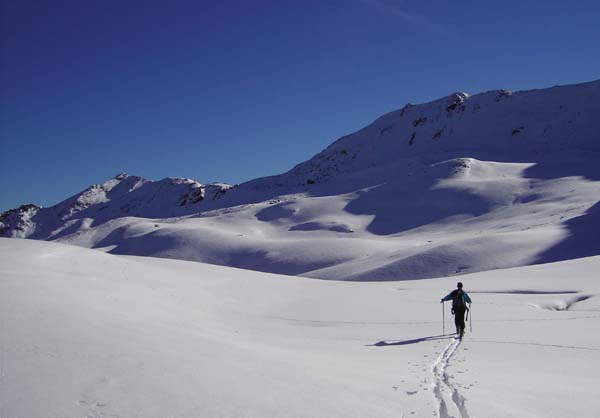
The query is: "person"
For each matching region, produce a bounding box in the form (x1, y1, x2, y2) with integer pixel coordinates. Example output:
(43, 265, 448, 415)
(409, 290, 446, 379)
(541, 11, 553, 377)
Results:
(441, 282, 472, 339)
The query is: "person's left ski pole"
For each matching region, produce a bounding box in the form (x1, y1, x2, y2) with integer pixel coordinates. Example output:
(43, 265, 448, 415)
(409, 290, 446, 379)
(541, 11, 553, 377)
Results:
(442, 301, 445, 335)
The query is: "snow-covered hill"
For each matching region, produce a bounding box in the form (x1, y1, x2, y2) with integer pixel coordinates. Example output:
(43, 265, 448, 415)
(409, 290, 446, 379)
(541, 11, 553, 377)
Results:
(2, 238, 599, 418)
(2, 80, 599, 280)
(270, 80, 600, 187)
(0, 173, 232, 240)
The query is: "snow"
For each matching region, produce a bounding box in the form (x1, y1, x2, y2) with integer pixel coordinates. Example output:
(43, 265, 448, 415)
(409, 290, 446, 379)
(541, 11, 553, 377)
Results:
(2, 79, 599, 281)
(0, 174, 233, 240)
(1, 238, 599, 418)
(2, 79, 600, 416)
(36, 153, 597, 282)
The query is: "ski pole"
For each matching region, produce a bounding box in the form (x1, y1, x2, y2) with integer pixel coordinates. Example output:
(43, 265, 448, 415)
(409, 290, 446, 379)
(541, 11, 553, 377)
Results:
(469, 304, 472, 333)
(442, 301, 445, 335)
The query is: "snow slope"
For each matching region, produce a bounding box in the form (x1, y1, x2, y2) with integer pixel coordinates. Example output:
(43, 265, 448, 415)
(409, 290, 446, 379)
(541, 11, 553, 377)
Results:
(36, 154, 600, 281)
(2, 80, 600, 280)
(0, 174, 232, 240)
(2, 238, 599, 418)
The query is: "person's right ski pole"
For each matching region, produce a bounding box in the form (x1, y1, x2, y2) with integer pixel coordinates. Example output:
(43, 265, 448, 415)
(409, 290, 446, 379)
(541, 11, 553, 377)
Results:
(469, 304, 472, 333)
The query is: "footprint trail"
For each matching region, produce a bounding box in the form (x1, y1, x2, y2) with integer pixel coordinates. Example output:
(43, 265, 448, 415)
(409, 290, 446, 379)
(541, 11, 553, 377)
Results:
(431, 338, 471, 418)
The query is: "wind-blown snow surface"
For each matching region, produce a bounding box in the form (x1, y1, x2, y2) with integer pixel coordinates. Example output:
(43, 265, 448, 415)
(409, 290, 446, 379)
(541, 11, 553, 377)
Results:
(2, 238, 600, 418)
(2, 80, 600, 280)
(34, 154, 600, 281)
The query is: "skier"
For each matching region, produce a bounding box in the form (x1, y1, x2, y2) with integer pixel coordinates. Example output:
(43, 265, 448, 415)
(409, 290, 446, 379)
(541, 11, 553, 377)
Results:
(441, 282, 472, 339)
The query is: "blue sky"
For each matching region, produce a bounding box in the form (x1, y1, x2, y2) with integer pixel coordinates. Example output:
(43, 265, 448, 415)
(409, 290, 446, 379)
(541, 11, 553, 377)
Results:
(2, 0, 600, 211)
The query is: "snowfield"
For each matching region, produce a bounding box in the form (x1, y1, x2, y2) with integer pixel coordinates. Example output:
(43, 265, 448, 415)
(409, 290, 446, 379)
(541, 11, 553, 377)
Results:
(2, 79, 600, 417)
(2, 238, 599, 418)
(2, 80, 600, 282)
(47, 154, 600, 282)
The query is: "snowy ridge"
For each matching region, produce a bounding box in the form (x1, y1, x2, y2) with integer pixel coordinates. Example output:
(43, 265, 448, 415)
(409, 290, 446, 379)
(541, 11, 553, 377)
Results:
(0, 203, 40, 238)
(2, 79, 600, 280)
(248, 80, 600, 189)
(0, 173, 232, 240)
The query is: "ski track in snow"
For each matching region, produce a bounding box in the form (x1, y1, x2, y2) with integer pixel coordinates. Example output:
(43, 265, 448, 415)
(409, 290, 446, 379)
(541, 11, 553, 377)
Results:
(431, 338, 470, 418)
(467, 339, 600, 352)
(270, 313, 600, 326)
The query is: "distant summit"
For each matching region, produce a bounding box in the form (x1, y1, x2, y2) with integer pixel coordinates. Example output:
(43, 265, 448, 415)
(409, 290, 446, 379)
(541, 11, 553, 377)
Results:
(253, 80, 600, 189)
(0, 204, 40, 238)
(2, 79, 599, 281)
(0, 174, 232, 239)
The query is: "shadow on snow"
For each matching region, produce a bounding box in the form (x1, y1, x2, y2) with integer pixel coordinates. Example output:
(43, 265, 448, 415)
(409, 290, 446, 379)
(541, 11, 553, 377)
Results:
(368, 334, 454, 347)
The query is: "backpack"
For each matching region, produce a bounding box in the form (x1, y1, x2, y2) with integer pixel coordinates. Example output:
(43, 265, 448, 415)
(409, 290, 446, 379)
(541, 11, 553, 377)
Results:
(452, 289, 466, 308)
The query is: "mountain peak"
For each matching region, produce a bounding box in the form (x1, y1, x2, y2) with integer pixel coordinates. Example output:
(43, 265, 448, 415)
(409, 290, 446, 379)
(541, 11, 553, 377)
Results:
(3, 79, 600, 251)
(251, 79, 600, 189)
(1, 173, 233, 240)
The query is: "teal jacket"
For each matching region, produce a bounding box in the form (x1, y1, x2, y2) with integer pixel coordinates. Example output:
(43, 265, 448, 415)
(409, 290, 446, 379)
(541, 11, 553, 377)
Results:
(441, 289, 472, 305)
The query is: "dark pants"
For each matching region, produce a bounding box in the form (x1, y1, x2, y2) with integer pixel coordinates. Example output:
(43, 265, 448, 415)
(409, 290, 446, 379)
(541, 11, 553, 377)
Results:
(453, 306, 467, 333)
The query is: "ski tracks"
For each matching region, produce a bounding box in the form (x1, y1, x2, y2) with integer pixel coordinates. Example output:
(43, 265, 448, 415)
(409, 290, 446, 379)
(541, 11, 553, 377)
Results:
(431, 338, 470, 418)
